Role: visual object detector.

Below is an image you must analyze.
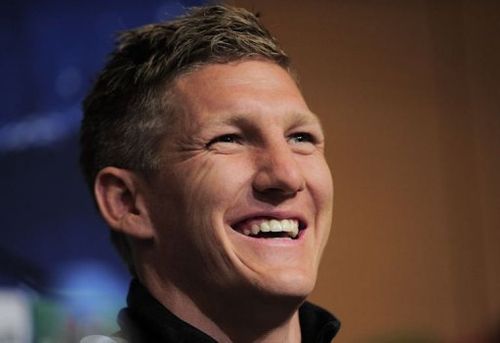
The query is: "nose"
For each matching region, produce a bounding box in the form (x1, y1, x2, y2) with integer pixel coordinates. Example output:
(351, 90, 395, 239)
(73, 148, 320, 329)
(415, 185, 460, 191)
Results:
(252, 140, 305, 202)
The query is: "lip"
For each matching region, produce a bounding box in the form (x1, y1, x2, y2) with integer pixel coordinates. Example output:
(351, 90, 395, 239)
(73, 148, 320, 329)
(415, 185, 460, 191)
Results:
(228, 210, 308, 234)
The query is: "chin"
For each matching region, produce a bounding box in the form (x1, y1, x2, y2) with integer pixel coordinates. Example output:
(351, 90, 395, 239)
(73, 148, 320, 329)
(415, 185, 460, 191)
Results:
(250, 268, 317, 302)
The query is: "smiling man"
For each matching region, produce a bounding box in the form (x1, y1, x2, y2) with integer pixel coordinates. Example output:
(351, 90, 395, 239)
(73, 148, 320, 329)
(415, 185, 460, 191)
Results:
(80, 5, 339, 343)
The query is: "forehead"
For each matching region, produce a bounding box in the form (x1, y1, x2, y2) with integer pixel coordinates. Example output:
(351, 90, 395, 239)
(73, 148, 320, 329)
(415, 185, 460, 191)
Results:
(169, 60, 319, 128)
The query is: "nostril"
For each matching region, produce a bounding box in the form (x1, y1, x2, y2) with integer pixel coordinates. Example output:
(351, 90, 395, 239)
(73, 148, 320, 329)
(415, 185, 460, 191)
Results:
(252, 186, 299, 205)
(254, 186, 296, 195)
(252, 167, 305, 195)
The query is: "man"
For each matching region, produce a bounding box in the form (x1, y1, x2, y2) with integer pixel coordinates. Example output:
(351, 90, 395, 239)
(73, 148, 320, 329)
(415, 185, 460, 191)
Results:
(80, 4, 339, 342)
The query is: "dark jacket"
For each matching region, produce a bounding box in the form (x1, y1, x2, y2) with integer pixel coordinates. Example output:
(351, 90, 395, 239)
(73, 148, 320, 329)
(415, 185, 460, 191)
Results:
(114, 279, 340, 342)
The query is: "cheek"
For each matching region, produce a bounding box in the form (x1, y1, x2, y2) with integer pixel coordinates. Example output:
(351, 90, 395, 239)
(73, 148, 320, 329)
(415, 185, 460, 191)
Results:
(302, 155, 334, 209)
(182, 157, 249, 209)
(172, 156, 251, 239)
(170, 157, 252, 280)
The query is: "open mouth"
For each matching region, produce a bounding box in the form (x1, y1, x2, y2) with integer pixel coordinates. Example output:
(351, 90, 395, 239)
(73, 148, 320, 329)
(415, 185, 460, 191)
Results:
(231, 218, 306, 240)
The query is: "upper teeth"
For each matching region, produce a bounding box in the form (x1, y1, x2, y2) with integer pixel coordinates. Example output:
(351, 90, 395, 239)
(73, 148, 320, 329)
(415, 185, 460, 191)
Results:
(242, 219, 299, 238)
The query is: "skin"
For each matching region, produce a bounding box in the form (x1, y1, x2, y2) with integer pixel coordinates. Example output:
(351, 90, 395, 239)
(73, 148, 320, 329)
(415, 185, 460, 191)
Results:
(95, 60, 333, 342)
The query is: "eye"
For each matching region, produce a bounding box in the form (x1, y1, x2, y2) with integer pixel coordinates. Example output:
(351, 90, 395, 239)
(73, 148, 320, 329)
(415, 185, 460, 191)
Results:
(206, 134, 242, 148)
(288, 132, 316, 144)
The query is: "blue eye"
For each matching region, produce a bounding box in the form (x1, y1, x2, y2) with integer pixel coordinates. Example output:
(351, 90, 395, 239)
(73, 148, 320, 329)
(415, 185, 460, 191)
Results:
(289, 132, 316, 144)
(207, 134, 242, 147)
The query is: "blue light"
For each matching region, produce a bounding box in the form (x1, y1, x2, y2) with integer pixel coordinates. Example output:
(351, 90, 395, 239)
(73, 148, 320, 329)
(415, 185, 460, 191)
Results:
(0, 106, 81, 152)
(55, 261, 127, 321)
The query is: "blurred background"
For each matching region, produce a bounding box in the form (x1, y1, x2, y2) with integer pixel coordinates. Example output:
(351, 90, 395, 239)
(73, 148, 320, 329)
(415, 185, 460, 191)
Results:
(0, 0, 204, 341)
(1, 0, 499, 342)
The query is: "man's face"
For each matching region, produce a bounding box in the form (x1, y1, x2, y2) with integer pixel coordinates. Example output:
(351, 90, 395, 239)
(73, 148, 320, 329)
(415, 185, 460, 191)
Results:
(143, 60, 333, 301)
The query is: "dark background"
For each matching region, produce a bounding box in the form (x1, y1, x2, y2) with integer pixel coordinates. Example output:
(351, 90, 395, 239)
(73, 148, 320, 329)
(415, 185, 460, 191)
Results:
(0, 0, 204, 337)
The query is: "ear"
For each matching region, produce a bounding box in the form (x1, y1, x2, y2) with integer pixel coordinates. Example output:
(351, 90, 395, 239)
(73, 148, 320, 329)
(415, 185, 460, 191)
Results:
(94, 167, 155, 240)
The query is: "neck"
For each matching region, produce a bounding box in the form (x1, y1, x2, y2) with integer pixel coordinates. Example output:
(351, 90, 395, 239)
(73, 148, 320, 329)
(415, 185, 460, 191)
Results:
(140, 273, 303, 343)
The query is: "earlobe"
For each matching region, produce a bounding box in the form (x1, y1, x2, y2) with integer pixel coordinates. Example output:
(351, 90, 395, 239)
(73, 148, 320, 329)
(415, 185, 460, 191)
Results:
(94, 167, 155, 240)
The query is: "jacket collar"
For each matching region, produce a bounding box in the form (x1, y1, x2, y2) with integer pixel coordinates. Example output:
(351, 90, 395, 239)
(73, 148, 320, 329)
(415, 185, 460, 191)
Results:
(118, 279, 340, 342)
